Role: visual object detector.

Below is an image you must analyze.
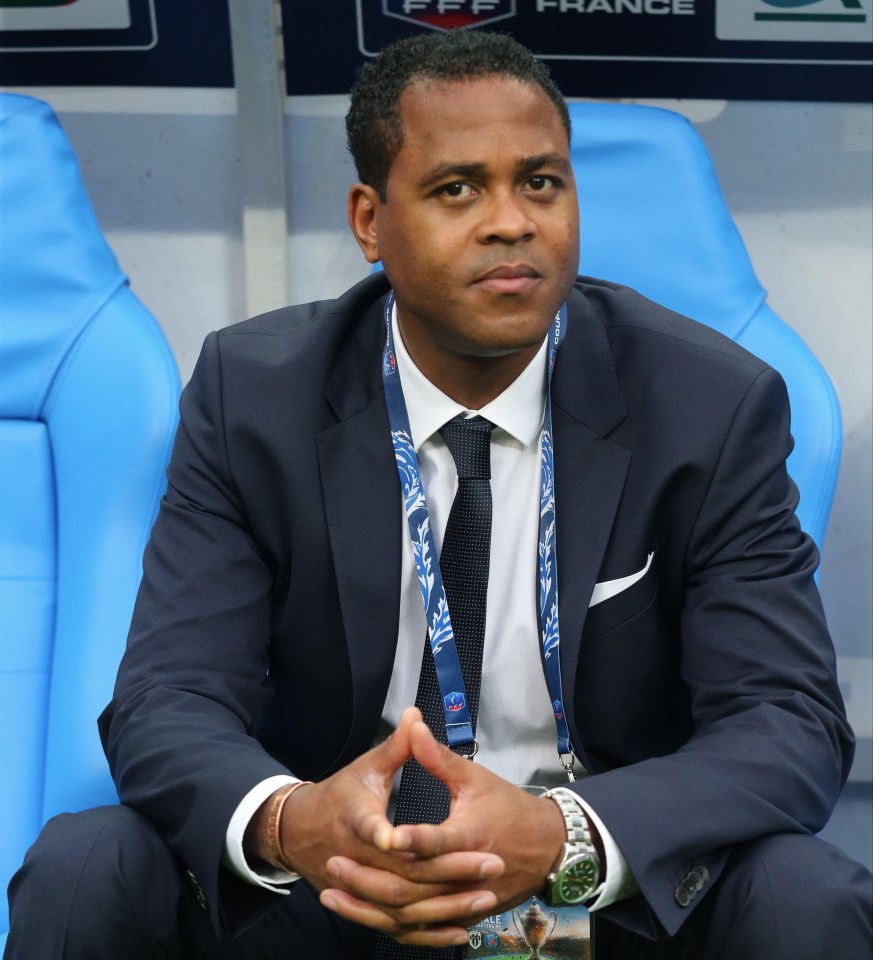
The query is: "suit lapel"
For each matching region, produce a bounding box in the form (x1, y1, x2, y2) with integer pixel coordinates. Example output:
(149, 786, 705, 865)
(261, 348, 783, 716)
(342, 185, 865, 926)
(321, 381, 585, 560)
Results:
(316, 281, 403, 763)
(552, 288, 630, 767)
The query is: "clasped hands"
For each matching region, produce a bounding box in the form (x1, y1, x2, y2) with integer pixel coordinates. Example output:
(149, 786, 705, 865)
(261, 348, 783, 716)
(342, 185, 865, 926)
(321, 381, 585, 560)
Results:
(271, 707, 566, 948)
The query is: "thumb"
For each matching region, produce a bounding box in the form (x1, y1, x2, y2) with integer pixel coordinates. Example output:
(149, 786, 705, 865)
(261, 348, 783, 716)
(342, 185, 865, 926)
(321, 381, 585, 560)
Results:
(348, 707, 420, 852)
(389, 720, 487, 857)
(408, 718, 476, 794)
(368, 705, 420, 776)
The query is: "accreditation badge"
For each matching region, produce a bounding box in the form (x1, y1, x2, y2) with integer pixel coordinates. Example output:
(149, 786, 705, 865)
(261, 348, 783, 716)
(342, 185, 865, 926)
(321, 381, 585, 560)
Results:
(463, 896, 593, 958)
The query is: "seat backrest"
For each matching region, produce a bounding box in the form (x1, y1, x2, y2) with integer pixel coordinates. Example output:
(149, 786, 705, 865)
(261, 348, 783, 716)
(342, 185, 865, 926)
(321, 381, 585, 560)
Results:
(0, 94, 181, 935)
(568, 102, 841, 549)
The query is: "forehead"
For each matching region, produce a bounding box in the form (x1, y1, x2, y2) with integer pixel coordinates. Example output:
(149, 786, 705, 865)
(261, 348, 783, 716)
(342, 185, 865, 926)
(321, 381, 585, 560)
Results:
(393, 75, 569, 167)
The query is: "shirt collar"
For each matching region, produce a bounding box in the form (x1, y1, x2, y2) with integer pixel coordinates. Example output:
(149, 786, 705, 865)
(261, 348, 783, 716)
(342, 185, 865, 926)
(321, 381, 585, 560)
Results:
(391, 301, 548, 452)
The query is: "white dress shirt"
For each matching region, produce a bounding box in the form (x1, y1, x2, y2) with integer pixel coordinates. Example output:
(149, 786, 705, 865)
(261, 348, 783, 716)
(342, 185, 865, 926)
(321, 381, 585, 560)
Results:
(224, 306, 637, 909)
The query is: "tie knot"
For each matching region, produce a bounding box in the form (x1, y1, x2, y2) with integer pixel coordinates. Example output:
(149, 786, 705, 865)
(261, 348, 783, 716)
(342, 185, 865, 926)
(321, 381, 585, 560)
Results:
(439, 415, 495, 479)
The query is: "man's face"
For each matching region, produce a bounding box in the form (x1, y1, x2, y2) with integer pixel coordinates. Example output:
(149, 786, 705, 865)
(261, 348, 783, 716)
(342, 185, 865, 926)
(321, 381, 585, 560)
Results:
(349, 75, 580, 395)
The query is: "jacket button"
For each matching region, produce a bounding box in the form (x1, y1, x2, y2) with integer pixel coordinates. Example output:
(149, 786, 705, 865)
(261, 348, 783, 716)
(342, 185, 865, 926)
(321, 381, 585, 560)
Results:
(674, 862, 709, 907)
(674, 883, 692, 907)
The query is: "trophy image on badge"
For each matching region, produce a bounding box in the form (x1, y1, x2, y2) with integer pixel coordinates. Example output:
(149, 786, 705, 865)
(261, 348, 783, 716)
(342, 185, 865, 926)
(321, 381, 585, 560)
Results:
(511, 900, 558, 959)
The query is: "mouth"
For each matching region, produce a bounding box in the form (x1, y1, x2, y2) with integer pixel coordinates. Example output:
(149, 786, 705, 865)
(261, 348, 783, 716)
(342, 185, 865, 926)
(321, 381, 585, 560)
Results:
(473, 263, 542, 295)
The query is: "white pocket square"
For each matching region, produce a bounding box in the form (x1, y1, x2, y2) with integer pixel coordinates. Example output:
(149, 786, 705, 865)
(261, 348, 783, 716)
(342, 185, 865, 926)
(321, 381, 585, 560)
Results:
(589, 551, 655, 608)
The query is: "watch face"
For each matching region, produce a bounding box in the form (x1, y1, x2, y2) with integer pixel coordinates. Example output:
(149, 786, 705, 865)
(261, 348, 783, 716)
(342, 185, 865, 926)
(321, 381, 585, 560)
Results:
(559, 857, 599, 903)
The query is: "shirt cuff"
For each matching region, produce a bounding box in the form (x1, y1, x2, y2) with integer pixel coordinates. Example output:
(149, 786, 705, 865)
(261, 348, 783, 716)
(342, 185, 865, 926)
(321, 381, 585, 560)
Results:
(549, 787, 639, 910)
(223, 775, 303, 893)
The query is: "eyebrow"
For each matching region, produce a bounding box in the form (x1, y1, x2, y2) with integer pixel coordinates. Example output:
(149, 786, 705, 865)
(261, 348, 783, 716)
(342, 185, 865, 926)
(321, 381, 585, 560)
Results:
(417, 153, 572, 190)
(518, 154, 573, 177)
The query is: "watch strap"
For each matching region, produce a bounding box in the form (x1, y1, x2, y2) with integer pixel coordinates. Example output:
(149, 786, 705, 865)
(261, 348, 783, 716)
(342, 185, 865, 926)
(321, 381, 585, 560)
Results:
(544, 787, 594, 852)
(542, 787, 600, 905)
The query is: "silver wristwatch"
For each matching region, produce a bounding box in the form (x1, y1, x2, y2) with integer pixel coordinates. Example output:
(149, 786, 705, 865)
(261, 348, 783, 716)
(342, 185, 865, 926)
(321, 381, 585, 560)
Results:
(542, 787, 601, 906)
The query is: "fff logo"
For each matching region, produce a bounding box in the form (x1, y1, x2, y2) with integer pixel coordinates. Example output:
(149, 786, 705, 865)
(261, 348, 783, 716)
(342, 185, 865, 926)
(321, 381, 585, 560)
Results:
(383, 0, 517, 31)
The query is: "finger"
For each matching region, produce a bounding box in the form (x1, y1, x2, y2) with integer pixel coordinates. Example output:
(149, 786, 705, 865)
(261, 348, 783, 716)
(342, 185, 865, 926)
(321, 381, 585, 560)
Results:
(320, 886, 496, 942)
(327, 856, 450, 907)
(348, 805, 397, 854)
(321, 887, 469, 948)
(390, 821, 466, 858)
(389, 822, 506, 872)
(328, 851, 503, 901)
(400, 851, 504, 883)
(398, 705, 424, 728)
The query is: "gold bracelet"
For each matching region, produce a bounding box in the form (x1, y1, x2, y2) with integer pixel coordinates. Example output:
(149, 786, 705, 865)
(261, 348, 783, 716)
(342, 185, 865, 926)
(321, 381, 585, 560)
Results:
(267, 781, 313, 871)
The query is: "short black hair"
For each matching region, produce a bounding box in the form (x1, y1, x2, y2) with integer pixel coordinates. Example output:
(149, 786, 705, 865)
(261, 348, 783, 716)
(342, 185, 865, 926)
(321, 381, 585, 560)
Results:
(346, 30, 571, 200)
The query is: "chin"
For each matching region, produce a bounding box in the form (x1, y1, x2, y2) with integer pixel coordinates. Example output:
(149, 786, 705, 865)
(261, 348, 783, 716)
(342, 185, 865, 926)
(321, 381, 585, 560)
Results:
(484, 315, 554, 349)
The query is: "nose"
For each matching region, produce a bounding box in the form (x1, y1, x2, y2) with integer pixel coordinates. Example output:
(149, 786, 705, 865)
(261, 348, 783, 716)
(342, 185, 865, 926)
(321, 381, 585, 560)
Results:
(476, 188, 536, 244)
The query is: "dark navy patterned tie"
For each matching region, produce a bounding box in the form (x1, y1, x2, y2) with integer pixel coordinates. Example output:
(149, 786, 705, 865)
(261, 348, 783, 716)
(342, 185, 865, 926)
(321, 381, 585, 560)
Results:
(371, 415, 495, 960)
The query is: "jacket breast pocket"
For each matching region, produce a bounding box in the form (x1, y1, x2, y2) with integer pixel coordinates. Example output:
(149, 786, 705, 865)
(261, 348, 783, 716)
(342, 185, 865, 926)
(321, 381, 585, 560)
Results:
(583, 557, 658, 639)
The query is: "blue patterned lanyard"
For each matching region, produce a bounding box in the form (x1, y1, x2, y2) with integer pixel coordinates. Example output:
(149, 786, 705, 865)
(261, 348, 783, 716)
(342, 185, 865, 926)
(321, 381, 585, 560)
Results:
(382, 293, 576, 776)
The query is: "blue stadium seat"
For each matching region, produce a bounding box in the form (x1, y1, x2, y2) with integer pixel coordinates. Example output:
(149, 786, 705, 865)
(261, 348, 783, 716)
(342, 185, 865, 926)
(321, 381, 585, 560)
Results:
(0, 94, 180, 946)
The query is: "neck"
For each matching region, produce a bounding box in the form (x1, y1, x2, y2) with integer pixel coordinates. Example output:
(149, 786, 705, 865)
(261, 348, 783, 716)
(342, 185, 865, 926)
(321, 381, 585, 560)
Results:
(408, 343, 540, 409)
(397, 320, 543, 409)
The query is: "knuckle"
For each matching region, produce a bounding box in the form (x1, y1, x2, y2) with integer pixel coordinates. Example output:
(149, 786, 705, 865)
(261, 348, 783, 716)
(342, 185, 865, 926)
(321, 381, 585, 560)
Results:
(384, 877, 410, 908)
(426, 830, 446, 856)
(389, 903, 419, 927)
(394, 920, 430, 943)
(413, 826, 443, 858)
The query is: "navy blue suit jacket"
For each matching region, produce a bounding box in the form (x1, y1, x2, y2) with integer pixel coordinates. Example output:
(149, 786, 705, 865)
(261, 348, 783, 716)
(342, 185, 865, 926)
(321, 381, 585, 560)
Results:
(99, 272, 853, 941)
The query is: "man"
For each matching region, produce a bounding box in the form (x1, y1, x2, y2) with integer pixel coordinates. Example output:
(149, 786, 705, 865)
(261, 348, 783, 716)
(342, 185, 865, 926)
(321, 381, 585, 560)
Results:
(6, 29, 871, 960)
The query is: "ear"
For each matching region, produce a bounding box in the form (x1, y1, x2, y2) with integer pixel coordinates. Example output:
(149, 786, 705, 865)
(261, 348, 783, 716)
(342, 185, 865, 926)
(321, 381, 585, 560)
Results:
(348, 183, 383, 264)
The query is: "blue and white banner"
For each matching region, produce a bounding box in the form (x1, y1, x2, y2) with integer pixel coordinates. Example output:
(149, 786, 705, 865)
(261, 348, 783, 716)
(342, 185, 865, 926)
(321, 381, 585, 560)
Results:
(351, 0, 871, 101)
(717, 0, 872, 43)
(0, 0, 869, 101)
(0, 0, 231, 83)
(0, 0, 154, 50)
(0, 0, 132, 33)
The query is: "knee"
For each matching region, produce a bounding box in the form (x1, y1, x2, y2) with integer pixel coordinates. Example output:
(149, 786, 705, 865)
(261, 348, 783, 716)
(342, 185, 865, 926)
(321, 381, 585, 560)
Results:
(739, 832, 870, 914)
(7, 805, 180, 955)
(11, 807, 120, 902)
(712, 833, 872, 960)
(13, 805, 163, 898)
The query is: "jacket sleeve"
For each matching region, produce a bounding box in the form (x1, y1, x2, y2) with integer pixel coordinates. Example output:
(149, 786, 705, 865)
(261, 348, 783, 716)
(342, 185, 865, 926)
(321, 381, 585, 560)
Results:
(99, 331, 293, 934)
(572, 368, 853, 939)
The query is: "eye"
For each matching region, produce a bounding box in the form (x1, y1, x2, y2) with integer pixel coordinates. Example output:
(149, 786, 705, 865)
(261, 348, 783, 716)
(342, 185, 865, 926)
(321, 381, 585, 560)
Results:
(526, 175, 558, 193)
(437, 182, 475, 200)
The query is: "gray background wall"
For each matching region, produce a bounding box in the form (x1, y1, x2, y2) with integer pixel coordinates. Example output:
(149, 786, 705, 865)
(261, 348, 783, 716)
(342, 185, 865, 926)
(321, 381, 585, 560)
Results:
(4, 85, 871, 866)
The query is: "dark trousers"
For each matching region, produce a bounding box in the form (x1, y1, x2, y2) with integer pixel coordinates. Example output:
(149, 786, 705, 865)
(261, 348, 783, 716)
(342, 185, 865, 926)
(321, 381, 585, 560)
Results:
(5, 804, 872, 959)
